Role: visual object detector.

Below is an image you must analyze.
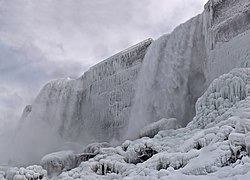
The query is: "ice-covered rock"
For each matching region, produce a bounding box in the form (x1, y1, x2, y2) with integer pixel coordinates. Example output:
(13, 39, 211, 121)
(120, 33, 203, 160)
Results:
(12, 39, 152, 165)
(40, 151, 77, 177)
(75, 142, 112, 164)
(140, 118, 178, 138)
(82, 142, 111, 154)
(5, 165, 47, 180)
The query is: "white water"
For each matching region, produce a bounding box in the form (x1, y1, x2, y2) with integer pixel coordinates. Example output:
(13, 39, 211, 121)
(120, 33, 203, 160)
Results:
(126, 15, 206, 140)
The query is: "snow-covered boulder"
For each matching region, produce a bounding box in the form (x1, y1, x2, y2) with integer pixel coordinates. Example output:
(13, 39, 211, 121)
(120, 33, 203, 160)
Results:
(40, 151, 77, 177)
(76, 142, 112, 165)
(140, 118, 178, 138)
(6, 165, 47, 180)
(82, 142, 111, 154)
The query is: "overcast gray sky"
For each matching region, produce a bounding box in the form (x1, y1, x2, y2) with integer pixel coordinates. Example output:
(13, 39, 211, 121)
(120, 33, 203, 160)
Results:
(0, 0, 207, 128)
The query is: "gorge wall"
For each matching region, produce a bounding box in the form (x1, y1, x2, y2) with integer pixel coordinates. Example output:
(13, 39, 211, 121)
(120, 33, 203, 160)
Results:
(20, 38, 153, 145)
(13, 0, 250, 164)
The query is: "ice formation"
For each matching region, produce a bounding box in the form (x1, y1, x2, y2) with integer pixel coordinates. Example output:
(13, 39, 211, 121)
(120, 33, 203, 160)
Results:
(4, 165, 47, 180)
(20, 38, 152, 145)
(127, 0, 250, 139)
(2, 1, 250, 179)
(4, 67, 250, 180)
(139, 118, 178, 138)
(41, 151, 77, 177)
(4, 39, 152, 165)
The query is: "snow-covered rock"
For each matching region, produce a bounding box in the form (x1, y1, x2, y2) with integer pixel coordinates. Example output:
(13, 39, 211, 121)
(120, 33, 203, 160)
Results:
(5, 165, 47, 180)
(82, 142, 111, 154)
(140, 118, 178, 138)
(41, 151, 77, 177)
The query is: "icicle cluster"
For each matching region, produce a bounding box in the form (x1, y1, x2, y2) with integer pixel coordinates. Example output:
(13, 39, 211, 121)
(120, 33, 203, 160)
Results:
(190, 68, 250, 128)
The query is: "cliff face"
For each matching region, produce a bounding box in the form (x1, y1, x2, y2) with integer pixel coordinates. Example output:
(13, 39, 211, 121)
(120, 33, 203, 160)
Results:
(20, 39, 152, 146)
(127, 0, 250, 139)
(18, 0, 250, 159)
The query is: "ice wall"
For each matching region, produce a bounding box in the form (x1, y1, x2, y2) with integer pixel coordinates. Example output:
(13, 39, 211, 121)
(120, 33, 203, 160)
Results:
(13, 39, 153, 164)
(127, 0, 250, 139)
(11, 0, 250, 164)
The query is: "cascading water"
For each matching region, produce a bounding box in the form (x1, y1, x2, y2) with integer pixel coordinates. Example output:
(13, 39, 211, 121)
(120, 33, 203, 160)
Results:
(126, 14, 208, 140)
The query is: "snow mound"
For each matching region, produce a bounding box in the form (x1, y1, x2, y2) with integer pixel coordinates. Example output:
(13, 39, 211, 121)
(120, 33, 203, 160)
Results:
(41, 151, 77, 177)
(82, 142, 111, 154)
(140, 118, 178, 138)
(5, 165, 47, 180)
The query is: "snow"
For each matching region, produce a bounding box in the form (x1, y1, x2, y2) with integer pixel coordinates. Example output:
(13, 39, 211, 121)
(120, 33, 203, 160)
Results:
(5, 165, 47, 180)
(41, 151, 77, 177)
(139, 118, 178, 138)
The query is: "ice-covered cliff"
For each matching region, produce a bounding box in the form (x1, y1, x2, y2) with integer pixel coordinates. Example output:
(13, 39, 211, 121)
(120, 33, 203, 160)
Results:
(12, 0, 250, 165)
(127, 0, 250, 139)
(10, 38, 153, 164)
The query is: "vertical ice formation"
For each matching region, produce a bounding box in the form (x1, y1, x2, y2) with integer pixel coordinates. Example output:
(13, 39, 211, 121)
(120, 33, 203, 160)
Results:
(127, 0, 250, 139)
(189, 68, 250, 129)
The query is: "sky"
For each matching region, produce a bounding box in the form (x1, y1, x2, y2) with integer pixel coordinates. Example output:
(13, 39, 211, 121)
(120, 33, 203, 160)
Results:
(0, 0, 207, 128)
